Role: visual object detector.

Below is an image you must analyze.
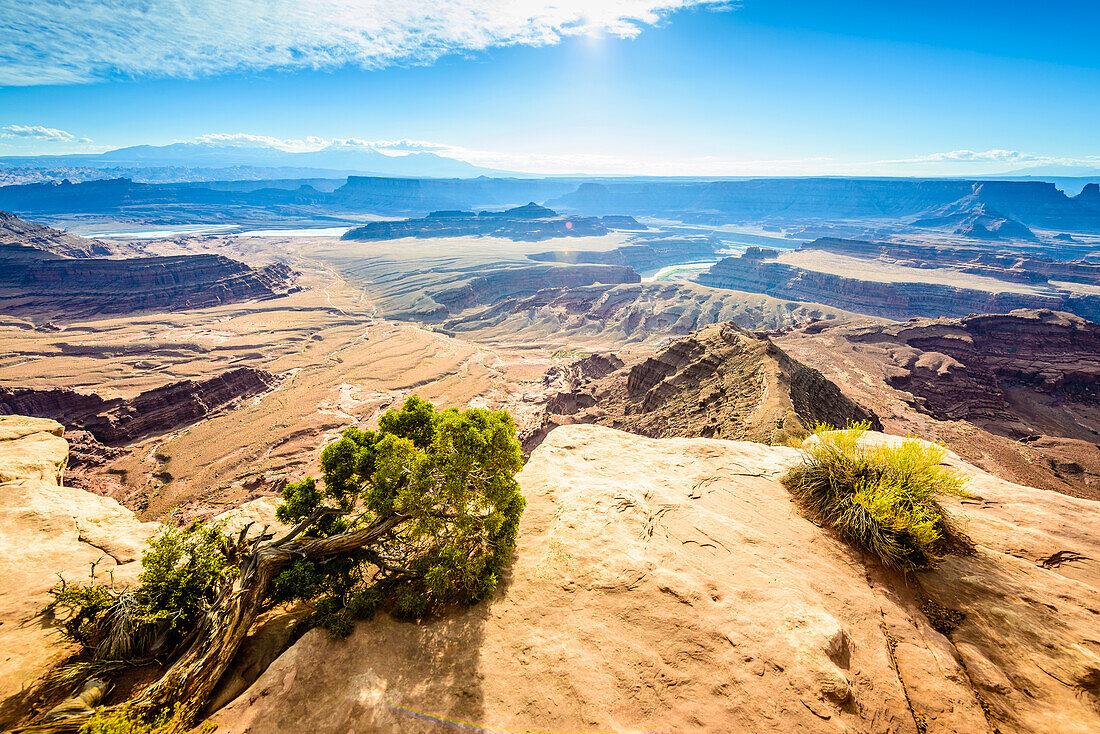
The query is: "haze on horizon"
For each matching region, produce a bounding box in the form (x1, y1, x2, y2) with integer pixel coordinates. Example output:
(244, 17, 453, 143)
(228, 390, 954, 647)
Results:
(1, 0, 1098, 177)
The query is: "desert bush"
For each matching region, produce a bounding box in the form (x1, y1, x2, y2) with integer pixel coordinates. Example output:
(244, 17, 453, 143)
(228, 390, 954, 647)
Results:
(781, 421, 968, 571)
(49, 521, 230, 665)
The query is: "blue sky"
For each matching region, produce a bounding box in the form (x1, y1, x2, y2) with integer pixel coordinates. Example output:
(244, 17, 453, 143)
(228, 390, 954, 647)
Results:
(0, 0, 1097, 175)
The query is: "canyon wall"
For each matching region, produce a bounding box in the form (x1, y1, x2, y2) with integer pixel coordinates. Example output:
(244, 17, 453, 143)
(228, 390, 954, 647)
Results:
(0, 251, 296, 317)
(0, 367, 278, 444)
(696, 253, 1100, 321)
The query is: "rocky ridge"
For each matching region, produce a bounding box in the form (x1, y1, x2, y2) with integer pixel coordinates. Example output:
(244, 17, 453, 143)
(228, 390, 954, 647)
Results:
(0, 210, 119, 258)
(524, 322, 880, 447)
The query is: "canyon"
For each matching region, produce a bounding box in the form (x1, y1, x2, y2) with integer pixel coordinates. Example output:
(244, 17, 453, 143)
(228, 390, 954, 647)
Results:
(697, 243, 1100, 321)
(0, 211, 298, 319)
(4, 176, 1100, 244)
(0, 181, 1099, 733)
(776, 309, 1100, 500)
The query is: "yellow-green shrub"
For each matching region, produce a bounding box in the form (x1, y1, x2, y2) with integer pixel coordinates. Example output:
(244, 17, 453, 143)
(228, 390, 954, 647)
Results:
(781, 422, 968, 571)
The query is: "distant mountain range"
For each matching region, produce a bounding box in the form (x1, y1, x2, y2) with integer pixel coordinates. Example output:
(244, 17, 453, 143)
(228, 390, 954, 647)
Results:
(0, 140, 513, 180)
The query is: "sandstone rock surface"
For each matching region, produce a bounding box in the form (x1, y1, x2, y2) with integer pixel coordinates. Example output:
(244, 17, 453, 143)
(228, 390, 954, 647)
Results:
(0, 416, 157, 713)
(210, 424, 1100, 734)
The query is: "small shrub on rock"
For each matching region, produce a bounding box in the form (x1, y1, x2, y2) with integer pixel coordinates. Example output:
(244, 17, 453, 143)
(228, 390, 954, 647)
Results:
(782, 422, 969, 571)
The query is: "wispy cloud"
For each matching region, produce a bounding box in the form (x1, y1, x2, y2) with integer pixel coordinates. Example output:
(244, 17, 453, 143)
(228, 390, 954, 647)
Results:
(193, 132, 330, 152)
(181, 132, 833, 173)
(0, 1, 734, 87)
(189, 133, 447, 156)
(874, 149, 1100, 169)
(0, 124, 89, 143)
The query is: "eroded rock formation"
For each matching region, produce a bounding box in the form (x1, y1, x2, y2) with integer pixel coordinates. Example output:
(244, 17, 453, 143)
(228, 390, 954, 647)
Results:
(0, 252, 297, 318)
(526, 322, 879, 447)
(801, 237, 1100, 286)
(0, 210, 298, 318)
(697, 250, 1100, 321)
(845, 309, 1100, 439)
(0, 367, 279, 444)
(437, 280, 847, 342)
(342, 203, 645, 242)
(394, 263, 642, 320)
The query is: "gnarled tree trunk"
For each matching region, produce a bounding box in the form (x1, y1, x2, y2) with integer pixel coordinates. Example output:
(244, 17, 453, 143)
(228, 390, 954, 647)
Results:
(17, 513, 407, 734)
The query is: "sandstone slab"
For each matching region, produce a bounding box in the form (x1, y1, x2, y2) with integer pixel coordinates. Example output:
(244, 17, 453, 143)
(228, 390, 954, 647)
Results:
(211, 425, 1099, 733)
(0, 416, 158, 715)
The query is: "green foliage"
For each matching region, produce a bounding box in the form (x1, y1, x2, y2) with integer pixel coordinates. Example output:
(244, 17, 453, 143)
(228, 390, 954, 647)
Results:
(79, 709, 169, 734)
(137, 522, 228, 633)
(48, 521, 231, 662)
(77, 706, 219, 734)
(49, 578, 116, 651)
(275, 396, 526, 633)
(49, 395, 525, 679)
(781, 422, 969, 571)
(377, 395, 436, 448)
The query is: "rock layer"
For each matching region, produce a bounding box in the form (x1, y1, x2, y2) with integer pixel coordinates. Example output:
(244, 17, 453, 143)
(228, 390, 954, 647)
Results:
(697, 251, 1100, 321)
(0, 210, 297, 318)
(528, 321, 879, 447)
(0, 252, 297, 318)
(0, 367, 279, 444)
(210, 425, 1100, 734)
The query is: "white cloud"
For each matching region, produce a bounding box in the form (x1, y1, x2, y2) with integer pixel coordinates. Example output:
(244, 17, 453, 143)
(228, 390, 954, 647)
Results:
(192, 133, 330, 152)
(0, 124, 89, 142)
(0, 1, 734, 86)
(874, 149, 1100, 168)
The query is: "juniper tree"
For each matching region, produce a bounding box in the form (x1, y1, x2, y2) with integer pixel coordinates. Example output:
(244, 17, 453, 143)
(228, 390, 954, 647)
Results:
(32, 397, 525, 734)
